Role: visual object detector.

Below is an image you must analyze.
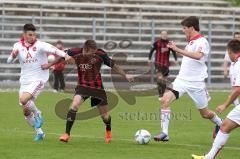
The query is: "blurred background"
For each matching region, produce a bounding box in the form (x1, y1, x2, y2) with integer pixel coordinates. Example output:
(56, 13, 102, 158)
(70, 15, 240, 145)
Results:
(0, 0, 239, 90)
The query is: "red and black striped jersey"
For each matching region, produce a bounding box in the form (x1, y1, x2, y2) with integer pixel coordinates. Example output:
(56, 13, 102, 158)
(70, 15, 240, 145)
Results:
(66, 48, 114, 89)
(149, 39, 177, 67)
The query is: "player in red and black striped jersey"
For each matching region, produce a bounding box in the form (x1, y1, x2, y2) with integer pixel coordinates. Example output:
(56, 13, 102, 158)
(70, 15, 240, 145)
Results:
(148, 31, 178, 97)
(66, 47, 114, 90)
(42, 40, 134, 143)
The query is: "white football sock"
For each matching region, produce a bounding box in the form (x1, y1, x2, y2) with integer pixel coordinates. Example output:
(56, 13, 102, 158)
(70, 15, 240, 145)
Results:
(35, 127, 44, 135)
(27, 99, 41, 114)
(25, 112, 35, 127)
(205, 130, 229, 159)
(211, 115, 222, 126)
(161, 109, 171, 135)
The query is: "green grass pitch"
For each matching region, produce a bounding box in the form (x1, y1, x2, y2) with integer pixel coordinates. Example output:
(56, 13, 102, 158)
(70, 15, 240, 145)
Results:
(0, 91, 239, 159)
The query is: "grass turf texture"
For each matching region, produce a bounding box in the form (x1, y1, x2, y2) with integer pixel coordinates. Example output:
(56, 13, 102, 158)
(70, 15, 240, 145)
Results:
(0, 91, 239, 159)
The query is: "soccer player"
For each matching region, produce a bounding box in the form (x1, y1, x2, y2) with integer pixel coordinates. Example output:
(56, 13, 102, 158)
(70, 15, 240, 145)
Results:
(153, 16, 222, 142)
(7, 24, 69, 141)
(192, 39, 240, 159)
(223, 32, 240, 106)
(148, 30, 178, 98)
(42, 40, 134, 143)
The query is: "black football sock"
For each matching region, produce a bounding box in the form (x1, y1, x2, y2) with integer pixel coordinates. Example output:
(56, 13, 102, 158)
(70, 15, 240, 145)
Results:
(103, 116, 111, 131)
(65, 109, 77, 135)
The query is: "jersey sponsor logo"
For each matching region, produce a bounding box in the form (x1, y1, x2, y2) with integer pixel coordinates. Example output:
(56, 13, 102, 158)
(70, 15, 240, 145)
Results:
(79, 63, 93, 71)
(161, 47, 169, 53)
(23, 58, 38, 64)
(26, 52, 33, 59)
(90, 58, 97, 64)
(24, 52, 38, 64)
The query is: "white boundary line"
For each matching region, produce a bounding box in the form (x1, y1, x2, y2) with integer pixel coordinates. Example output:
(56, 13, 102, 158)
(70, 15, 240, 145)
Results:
(1, 128, 240, 151)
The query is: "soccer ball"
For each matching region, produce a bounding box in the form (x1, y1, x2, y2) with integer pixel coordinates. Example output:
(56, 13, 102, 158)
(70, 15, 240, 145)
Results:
(134, 129, 151, 144)
(47, 54, 55, 62)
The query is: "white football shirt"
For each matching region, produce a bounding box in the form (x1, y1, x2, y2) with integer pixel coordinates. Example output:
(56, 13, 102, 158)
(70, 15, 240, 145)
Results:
(177, 34, 210, 82)
(224, 50, 231, 62)
(11, 40, 66, 84)
(231, 57, 240, 86)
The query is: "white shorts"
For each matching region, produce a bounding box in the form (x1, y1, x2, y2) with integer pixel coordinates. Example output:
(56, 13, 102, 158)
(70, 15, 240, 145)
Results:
(19, 81, 45, 99)
(172, 78, 210, 109)
(227, 104, 240, 125)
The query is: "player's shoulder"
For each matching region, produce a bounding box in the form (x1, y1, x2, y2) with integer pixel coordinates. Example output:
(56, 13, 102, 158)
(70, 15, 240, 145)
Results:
(31, 40, 50, 49)
(96, 49, 107, 55)
(13, 41, 22, 48)
(67, 47, 82, 53)
(36, 40, 50, 46)
(198, 36, 208, 43)
(66, 47, 83, 56)
(154, 39, 161, 44)
(195, 36, 209, 46)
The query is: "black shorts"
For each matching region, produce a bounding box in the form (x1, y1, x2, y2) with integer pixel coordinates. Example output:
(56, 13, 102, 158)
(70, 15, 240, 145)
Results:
(155, 65, 169, 77)
(75, 86, 108, 107)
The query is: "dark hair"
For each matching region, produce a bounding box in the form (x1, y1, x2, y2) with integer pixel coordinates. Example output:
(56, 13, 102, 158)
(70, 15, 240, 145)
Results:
(227, 39, 240, 54)
(181, 16, 200, 31)
(234, 32, 240, 37)
(56, 40, 63, 45)
(23, 23, 36, 32)
(84, 40, 97, 49)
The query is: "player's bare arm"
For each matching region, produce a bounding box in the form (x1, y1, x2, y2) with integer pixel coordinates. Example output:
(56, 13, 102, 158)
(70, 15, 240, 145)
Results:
(223, 59, 228, 78)
(167, 41, 203, 60)
(41, 54, 71, 70)
(112, 64, 134, 83)
(216, 86, 240, 113)
(7, 50, 19, 63)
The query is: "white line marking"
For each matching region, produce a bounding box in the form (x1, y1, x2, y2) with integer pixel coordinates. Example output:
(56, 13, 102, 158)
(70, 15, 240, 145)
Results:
(1, 128, 240, 151)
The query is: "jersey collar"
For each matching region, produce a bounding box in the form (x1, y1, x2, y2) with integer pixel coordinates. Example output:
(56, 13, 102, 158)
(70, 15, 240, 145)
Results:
(188, 34, 203, 43)
(234, 54, 240, 63)
(21, 36, 37, 50)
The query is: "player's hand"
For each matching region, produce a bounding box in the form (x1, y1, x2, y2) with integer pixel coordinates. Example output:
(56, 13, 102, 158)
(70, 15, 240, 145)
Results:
(148, 60, 153, 66)
(216, 104, 227, 113)
(223, 69, 228, 78)
(41, 64, 50, 70)
(167, 41, 177, 50)
(125, 74, 134, 83)
(173, 61, 179, 65)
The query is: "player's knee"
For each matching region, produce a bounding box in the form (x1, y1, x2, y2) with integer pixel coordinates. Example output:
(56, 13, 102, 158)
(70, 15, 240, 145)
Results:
(220, 122, 231, 133)
(71, 105, 79, 111)
(71, 100, 81, 110)
(19, 97, 28, 106)
(157, 77, 165, 84)
(23, 108, 31, 116)
(160, 97, 170, 109)
(99, 109, 108, 118)
(200, 112, 211, 119)
(101, 113, 109, 121)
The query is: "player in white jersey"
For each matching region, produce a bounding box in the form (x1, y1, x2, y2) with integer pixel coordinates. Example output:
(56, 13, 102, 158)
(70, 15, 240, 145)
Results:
(192, 39, 240, 159)
(7, 24, 69, 141)
(153, 16, 222, 142)
(223, 32, 240, 106)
